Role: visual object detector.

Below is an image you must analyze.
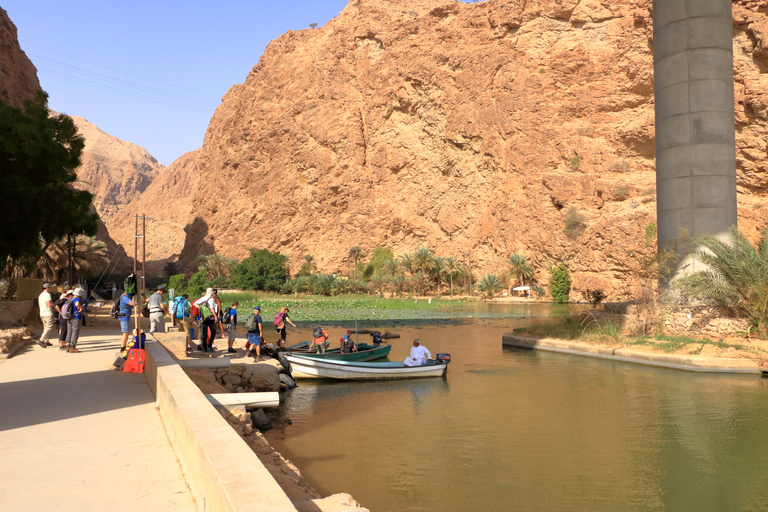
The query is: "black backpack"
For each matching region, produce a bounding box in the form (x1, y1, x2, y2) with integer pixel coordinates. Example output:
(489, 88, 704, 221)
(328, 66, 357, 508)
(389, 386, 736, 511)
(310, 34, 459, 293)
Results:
(110, 300, 122, 319)
(312, 326, 324, 338)
(222, 307, 232, 324)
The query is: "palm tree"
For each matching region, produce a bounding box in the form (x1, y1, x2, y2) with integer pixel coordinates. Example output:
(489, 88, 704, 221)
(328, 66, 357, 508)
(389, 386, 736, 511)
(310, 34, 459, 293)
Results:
(36, 235, 108, 282)
(163, 261, 178, 277)
(678, 226, 768, 334)
(476, 274, 504, 300)
(368, 274, 387, 296)
(431, 256, 445, 294)
(382, 258, 400, 278)
(348, 246, 364, 280)
(199, 254, 237, 281)
(443, 257, 457, 295)
(506, 254, 535, 294)
(411, 272, 428, 296)
(390, 275, 406, 298)
(413, 248, 434, 275)
(399, 253, 417, 276)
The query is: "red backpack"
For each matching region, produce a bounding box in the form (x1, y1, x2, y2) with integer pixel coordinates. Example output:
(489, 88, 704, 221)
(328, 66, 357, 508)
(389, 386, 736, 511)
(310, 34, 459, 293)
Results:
(273, 312, 284, 327)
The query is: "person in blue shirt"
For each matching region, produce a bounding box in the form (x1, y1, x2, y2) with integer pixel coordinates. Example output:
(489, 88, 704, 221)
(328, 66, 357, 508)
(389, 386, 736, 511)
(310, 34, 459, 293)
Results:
(65, 289, 86, 353)
(226, 301, 239, 354)
(117, 291, 135, 350)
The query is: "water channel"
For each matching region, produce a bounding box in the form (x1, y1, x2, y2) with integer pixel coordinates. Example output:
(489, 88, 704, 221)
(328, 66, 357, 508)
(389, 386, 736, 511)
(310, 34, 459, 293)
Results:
(265, 305, 768, 511)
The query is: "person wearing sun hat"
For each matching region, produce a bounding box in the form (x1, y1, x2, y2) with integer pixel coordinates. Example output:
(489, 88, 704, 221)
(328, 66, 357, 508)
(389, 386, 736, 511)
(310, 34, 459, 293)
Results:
(37, 283, 55, 348)
(54, 290, 73, 350)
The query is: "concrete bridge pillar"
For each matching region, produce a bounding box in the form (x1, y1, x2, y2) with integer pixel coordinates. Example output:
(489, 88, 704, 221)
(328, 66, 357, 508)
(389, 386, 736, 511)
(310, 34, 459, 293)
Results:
(653, 0, 737, 279)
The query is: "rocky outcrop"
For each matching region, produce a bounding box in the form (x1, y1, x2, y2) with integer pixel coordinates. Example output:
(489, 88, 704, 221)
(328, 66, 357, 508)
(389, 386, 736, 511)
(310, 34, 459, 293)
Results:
(155, 0, 763, 300)
(99, 149, 200, 274)
(71, 116, 164, 221)
(0, 7, 40, 107)
(90, 0, 767, 300)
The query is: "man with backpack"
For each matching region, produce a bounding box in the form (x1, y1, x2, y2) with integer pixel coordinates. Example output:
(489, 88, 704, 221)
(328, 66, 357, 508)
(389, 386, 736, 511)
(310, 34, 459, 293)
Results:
(54, 289, 73, 351)
(146, 285, 168, 334)
(245, 306, 264, 361)
(63, 289, 85, 353)
(115, 291, 135, 351)
(194, 289, 217, 352)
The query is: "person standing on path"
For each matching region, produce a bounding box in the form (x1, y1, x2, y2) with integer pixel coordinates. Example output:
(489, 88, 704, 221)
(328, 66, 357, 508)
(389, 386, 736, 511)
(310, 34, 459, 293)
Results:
(116, 291, 135, 350)
(245, 306, 265, 361)
(225, 301, 239, 354)
(54, 289, 72, 351)
(194, 288, 217, 352)
(275, 306, 297, 347)
(65, 289, 85, 353)
(213, 289, 224, 339)
(146, 285, 168, 334)
(37, 283, 55, 348)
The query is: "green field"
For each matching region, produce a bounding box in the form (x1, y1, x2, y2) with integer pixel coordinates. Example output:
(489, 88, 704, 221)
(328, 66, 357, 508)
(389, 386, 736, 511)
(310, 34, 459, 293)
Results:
(215, 292, 532, 325)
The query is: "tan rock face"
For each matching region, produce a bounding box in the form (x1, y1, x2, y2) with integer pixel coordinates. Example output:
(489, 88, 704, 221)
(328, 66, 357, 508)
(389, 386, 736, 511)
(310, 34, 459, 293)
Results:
(71, 116, 164, 221)
(101, 0, 768, 300)
(0, 7, 40, 107)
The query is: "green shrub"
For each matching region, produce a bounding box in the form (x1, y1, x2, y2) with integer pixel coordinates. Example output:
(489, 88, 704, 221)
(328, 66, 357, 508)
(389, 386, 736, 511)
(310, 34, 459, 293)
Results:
(612, 186, 629, 201)
(230, 248, 289, 292)
(563, 208, 586, 239)
(548, 263, 571, 303)
(570, 156, 580, 169)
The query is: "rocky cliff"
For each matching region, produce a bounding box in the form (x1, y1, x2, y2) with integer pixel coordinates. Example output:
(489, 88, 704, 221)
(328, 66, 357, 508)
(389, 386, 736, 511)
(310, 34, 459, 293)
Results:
(71, 116, 164, 221)
(101, 0, 768, 299)
(0, 6, 40, 107)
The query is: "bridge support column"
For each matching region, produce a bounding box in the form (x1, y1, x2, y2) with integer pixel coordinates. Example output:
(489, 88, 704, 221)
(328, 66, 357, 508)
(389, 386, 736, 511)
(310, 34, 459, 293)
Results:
(653, 0, 736, 279)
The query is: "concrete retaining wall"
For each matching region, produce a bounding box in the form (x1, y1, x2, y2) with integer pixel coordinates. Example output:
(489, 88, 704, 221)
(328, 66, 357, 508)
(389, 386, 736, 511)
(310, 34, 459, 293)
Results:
(143, 340, 298, 512)
(502, 333, 761, 374)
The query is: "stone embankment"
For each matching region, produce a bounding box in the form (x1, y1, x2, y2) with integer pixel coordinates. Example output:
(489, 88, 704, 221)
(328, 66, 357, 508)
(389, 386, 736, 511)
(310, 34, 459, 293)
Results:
(502, 333, 765, 374)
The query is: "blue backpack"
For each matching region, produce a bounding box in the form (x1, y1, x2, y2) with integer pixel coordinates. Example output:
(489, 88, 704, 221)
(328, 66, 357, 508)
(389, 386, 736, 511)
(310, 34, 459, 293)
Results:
(173, 297, 189, 319)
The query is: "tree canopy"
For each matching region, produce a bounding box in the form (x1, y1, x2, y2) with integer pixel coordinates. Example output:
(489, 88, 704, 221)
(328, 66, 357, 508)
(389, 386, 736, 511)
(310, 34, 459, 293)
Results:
(1, 92, 97, 269)
(230, 248, 289, 291)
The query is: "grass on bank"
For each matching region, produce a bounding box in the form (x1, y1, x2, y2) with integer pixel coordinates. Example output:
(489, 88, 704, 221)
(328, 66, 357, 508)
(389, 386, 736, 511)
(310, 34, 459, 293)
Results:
(515, 317, 760, 355)
(216, 292, 482, 323)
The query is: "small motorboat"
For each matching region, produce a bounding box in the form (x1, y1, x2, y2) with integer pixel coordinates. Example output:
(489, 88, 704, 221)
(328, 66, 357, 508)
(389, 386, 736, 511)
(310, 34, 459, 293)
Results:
(284, 341, 392, 362)
(286, 353, 451, 380)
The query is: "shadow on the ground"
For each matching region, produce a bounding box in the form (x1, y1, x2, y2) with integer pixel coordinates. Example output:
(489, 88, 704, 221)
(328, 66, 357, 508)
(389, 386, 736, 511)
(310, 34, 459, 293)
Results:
(0, 365, 153, 431)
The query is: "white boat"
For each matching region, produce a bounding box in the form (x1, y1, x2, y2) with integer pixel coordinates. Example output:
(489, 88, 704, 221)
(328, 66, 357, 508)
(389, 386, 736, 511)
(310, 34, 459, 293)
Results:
(205, 392, 280, 408)
(285, 353, 451, 380)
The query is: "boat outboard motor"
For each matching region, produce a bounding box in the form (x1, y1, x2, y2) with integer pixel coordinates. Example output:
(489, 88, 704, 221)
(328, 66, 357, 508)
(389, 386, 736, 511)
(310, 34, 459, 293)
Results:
(371, 333, 383, 345)
(436, 353, 451, 364)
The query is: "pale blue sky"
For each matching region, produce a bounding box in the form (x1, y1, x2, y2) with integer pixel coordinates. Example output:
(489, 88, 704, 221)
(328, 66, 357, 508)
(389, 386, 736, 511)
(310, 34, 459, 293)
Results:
(3, 0, 351, 165)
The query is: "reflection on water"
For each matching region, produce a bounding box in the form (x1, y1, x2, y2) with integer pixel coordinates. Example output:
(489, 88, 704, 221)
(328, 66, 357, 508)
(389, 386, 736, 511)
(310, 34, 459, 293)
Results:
(265, 321, 768, 512)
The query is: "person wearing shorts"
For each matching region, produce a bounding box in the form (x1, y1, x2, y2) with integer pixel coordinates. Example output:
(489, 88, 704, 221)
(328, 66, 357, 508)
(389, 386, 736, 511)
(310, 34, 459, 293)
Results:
(117, 291, 135, 350)
(226, 301, 239, 354)
(246, 306, 265, 361)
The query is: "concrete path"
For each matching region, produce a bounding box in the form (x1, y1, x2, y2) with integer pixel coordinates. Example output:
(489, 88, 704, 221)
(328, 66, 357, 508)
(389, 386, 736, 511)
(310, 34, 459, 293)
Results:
(0, 328, 197, 512)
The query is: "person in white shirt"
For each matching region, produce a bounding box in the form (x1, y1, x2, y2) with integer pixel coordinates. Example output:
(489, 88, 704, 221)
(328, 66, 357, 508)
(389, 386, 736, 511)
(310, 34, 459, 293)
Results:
(404, 339, 432, 367)
(194, 288, 218, 352)
(37, 283, 55, 348)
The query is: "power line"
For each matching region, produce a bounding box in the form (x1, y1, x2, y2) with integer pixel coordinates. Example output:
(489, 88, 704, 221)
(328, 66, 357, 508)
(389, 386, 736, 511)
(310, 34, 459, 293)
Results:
(20, 40, 222, 98)
(31, 54, 220, 109)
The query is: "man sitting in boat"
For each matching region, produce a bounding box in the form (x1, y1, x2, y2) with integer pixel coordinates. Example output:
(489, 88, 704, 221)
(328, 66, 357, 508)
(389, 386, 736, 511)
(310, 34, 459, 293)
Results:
(340, 332, 358, 354)
(404, 339, 432, 367)
(310, 326, 329, 353)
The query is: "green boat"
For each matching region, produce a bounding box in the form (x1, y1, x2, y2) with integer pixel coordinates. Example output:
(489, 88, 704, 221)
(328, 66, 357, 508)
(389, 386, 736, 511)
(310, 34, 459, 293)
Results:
(285, 341, 392, 361)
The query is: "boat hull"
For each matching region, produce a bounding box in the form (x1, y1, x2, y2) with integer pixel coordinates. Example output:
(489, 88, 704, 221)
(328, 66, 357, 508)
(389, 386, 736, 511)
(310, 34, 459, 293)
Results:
(285, 342, 392, 362)
(286, 355, 449, 380)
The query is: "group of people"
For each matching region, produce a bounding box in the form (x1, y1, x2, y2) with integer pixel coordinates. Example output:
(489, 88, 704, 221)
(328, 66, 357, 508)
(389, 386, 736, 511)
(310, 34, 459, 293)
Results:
(37, 283, 87, 353)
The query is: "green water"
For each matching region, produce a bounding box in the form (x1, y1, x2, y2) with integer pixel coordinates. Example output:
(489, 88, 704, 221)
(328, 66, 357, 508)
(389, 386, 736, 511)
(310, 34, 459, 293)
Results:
(265, 314, 768, 512)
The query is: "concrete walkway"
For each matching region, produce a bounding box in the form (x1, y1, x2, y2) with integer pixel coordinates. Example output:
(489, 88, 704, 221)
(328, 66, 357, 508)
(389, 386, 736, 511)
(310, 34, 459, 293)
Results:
(0, 328, 197, 512)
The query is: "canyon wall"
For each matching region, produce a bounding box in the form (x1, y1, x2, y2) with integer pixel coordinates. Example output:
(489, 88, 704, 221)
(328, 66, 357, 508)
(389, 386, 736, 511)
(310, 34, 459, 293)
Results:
(161, 0, 766, 299)
(0, 6, 40, 106)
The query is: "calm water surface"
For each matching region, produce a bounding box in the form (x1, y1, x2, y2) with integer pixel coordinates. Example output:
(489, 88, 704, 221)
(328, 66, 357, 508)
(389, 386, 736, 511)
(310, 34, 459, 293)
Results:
(267, 307, 768, 512)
